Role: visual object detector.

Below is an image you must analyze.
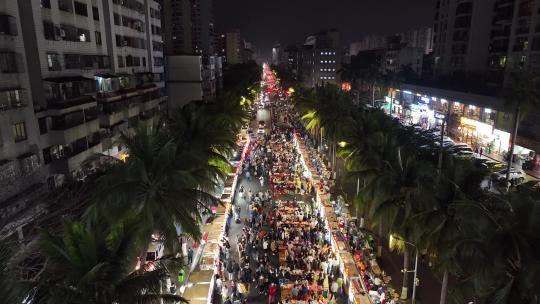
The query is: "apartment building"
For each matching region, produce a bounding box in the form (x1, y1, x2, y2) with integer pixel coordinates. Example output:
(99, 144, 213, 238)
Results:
(0, 0, 166, 239)
(162, 0, 222, 110)
(225, 30, 243, 64)
(431, 0, 540, 85)
(301, 29, 341, 87)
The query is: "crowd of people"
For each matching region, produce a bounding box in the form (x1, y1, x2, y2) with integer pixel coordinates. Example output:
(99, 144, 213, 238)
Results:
(211, 97, 349, 304)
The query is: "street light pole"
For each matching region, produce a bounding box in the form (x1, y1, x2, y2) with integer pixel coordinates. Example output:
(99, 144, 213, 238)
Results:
(412, 249, 419, 304)
(397, 237, 419, 303)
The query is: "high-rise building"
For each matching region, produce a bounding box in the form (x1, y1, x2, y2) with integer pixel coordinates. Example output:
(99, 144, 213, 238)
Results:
(162, 0, 214, 55)
(399, 27, 434, 55)
(1, 0, 166, 239)
(162, 0, 221, 110)
(243, 40, 257, 63)
(225, 30, 243, 64)
(432, 0, 495, 78)
(300, 29, 341, 87)
(350, 28, 433, 56)
(431, 0, 540, 85)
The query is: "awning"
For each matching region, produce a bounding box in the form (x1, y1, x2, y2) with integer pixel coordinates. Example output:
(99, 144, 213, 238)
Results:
(43, 76, 93, 83)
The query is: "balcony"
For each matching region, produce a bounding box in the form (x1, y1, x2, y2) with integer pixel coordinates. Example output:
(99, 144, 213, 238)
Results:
(44, 76, 97, 110)
(50, 119, 99, 147)
(48, 133, 102, 175)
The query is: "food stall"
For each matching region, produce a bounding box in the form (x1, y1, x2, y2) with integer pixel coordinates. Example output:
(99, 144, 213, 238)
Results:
(292, 130, 400, 303)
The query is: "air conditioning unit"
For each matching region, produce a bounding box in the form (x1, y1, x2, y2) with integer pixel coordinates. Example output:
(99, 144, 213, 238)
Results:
(60, 29, 66, 38)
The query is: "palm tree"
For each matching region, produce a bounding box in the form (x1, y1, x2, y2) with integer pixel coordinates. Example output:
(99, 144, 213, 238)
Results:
(31, 218, 185, 304)
(411, 157, 488, 304)
(90, 121, 219, 251)
(454, 192, 540, 304)
(298, 84, 355, 170)
(501, 71, 540, 189)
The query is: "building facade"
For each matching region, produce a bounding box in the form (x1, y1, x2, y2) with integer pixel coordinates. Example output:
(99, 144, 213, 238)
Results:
(1, 0, 166, 239)
(383, 83, 540, 173)
(301, 29, 341, 88)
(162, 0, 221, 110)
(225, 30, 243, 64)
(431, 0, 540, 84)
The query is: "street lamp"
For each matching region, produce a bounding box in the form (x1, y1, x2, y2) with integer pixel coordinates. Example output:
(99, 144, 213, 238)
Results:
(391, 235, 419, 304)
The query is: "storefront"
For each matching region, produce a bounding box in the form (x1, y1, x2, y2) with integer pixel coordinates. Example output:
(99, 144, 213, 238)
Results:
(457, 117, 494, 148)
(409, 102, 435, 129)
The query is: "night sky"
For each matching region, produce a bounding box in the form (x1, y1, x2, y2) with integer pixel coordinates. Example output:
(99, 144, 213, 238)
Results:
(215, 0, 435, 61)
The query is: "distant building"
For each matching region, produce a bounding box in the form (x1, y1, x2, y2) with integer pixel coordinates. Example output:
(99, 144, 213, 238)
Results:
(300, 29, 341, 87)
(349, 35, 386, 55)
(350, 27, 433, 57)
(243, 40, 257, 63)
(384, 47, 425, 75)
(162, 0, 221, 110)
(432, 0, 494, 79)
(399, 27, 434, 55)
(225, 30, 243, 64)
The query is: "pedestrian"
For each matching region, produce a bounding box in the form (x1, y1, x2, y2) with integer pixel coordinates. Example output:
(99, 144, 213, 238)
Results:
(215, 275, 223, 295)
(268, 283, 278, 303)
(337, 276, 344, 294)
(233, 261, 240, 281)
(260, 176, 264, 187)
(187, 247, 193, 264)
(227, 260, 234, 281)
(330, 279, 339, 300)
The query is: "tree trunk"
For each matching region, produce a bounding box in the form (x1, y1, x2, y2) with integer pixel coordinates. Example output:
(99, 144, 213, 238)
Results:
(505, 106, 521, 191)
(377, 224, 383, 257)
(371, 82, 376, 107)
(401, 246, 410, 300)
(439, 270, 449, 304)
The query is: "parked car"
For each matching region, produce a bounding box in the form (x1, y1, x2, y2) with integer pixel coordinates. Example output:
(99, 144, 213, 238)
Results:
(491, 168, 526, 185)
(449, 145, 473, 153)
(452, 150, 475, 158)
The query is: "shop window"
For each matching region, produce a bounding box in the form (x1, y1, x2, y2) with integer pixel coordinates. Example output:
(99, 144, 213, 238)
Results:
(0, 52, 17, 73)
(92, 6, 99, 21)
(47, 53, 61, 71)
(74, 1, 88, 16)
(12, 121, 27, 142)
